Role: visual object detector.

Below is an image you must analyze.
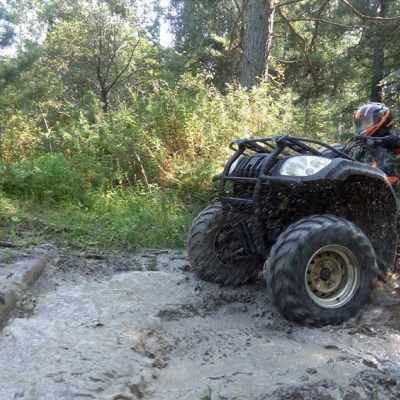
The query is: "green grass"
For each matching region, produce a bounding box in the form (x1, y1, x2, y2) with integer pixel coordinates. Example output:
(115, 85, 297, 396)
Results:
(0, 188, 202, 252)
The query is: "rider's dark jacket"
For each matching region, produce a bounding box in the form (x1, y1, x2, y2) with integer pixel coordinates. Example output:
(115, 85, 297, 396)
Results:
(351, 131, 400, 190)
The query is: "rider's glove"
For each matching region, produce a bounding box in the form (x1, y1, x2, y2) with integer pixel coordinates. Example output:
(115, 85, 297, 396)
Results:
(380, 135, 400, 149)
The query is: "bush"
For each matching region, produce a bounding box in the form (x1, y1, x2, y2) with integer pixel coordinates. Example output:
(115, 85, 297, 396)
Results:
(0, 154, 87, 204)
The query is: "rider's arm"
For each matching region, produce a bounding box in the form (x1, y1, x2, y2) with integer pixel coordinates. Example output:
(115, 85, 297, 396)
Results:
(380, 135, 400, 150)
(379, 135, 400, 166)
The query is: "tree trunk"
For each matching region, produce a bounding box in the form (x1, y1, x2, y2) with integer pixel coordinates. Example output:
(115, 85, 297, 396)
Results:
(370, 0, 385, 102)
(101, 89, 108, 113)
(264, 0, 276, 82)
(240, 0, 275, 89)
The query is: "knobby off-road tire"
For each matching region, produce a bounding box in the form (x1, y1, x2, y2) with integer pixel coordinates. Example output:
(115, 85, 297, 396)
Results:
(266, 214, 378, 326)
(187, 202, 265, 286)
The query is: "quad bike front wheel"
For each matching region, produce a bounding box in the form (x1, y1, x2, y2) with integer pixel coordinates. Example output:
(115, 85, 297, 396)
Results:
(266, 214, 378, 326)
(187, 202, 265, 286)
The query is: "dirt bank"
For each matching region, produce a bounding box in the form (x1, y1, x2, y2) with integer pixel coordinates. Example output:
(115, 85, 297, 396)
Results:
(0, 246, 400, 399)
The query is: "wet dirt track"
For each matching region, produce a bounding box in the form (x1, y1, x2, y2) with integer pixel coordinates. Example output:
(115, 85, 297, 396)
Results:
(1, 248, 400, 399)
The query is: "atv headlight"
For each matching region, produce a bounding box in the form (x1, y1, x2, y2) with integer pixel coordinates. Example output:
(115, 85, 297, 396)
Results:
(279, 156, 332, 177)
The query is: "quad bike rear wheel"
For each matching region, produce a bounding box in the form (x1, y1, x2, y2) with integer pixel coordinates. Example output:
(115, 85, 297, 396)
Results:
(266, 214, 378, 326)
(187, 202, 264, 286)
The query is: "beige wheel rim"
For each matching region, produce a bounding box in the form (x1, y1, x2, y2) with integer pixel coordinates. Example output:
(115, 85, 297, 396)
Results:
(305, 245, 360, 308)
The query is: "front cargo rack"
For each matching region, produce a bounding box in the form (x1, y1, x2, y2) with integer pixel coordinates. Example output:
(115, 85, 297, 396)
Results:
(219, 135, 353, 213)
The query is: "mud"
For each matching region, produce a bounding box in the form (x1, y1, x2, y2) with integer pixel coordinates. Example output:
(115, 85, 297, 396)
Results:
(0, 246, 400, 399)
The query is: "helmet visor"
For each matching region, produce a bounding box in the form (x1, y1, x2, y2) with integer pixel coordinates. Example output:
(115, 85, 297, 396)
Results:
(354, 114, 381, 136)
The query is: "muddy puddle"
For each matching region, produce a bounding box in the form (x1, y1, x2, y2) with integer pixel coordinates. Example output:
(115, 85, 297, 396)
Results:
(0, 248, 400, 399)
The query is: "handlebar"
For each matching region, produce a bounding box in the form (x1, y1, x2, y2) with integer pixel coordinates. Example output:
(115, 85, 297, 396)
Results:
(353, 136, 383, 145)
(345, 135, 400, 152)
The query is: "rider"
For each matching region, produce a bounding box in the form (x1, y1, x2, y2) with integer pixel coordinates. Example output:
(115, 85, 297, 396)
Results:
(353, 102, 400, 187)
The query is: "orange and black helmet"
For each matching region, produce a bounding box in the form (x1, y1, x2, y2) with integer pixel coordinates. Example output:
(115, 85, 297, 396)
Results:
(354, 102, 394, 137)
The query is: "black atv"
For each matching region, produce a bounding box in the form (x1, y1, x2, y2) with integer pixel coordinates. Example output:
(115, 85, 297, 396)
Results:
(187, 135, 398, 326)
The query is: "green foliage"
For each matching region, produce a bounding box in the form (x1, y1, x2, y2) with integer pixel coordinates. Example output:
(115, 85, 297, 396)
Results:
(28, 154, 88, 203)
(140, 72, 295, 203)
(36, 0, 161, 113)
(93, 188, 191, 248)
(0, 193, 22, 225)
(1, 0, 400, 252)
(0, 185, 195, 251)
(168, 0, 242, 88)
(0, 71, 297, 249)
(0, 2, 16, 48)
(0, 154, 87, 203)
(34, 188, 194, 249)
(0, 71, 294, 203)
(0, 110, 42, 163)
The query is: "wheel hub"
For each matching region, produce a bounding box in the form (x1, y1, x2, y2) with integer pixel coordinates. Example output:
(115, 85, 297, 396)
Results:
(319, 267, 331, 281)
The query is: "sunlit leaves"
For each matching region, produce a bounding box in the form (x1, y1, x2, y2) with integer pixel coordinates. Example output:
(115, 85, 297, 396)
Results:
(41, 0, 156, 112)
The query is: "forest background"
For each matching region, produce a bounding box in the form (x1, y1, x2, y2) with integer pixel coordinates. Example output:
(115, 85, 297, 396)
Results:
(0, 0, 399, 251)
